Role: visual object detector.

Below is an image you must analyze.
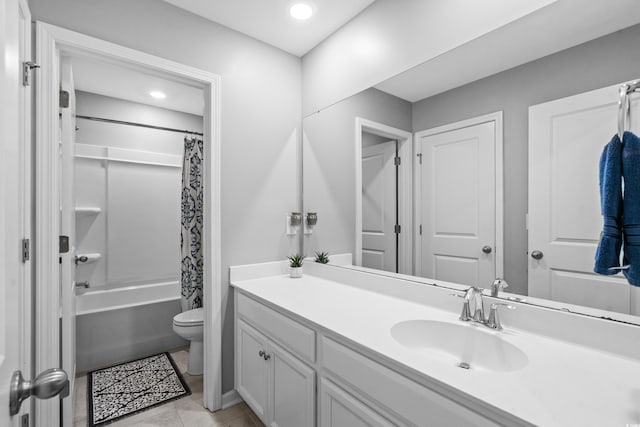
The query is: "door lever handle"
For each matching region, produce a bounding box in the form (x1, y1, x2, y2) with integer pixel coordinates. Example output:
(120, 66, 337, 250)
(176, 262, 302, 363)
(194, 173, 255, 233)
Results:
(10, 368, 69, 415)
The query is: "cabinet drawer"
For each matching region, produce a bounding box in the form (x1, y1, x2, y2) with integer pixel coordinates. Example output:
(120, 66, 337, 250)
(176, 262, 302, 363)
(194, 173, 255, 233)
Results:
(320, 378, 394, 427)
(237, 292, 315, 363)
(320, 336, 499, 427)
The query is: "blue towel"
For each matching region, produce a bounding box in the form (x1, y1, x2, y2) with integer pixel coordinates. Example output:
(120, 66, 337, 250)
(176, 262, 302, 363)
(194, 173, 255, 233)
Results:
(594, 133, 623, 275)
(622, 131, 640, 286)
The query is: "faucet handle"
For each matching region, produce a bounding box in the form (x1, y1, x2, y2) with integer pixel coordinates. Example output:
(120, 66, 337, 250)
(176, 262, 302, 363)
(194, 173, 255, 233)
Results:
(490, 278, 508, 297)
(486, 303, 515, 330)
(450, 292, 473, 321)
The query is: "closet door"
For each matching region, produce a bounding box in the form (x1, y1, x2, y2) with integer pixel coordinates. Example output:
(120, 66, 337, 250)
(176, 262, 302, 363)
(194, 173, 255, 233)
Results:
(529, 83, 639, 314)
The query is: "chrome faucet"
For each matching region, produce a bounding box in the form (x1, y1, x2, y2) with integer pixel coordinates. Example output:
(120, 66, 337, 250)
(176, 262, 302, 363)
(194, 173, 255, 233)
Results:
(490, 277, 527, 303)
(455, 286, 515, 330)
(490, 278, 508, 297)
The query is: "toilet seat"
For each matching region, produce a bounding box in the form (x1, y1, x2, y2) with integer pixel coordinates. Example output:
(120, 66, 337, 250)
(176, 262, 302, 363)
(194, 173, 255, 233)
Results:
(173, 307, 204, 327)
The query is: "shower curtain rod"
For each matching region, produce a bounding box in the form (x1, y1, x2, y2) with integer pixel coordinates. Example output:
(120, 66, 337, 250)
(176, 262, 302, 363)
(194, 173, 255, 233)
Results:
(76, 115, 204, 136)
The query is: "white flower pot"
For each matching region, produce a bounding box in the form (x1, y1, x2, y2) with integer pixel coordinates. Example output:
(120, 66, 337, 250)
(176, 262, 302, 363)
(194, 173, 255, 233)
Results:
(290, 266, 303, 278)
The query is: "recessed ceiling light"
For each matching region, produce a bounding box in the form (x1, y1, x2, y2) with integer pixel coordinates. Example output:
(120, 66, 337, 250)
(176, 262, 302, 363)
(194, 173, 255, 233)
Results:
(290, 3, 314, 20)
(149, 91, 166, 99)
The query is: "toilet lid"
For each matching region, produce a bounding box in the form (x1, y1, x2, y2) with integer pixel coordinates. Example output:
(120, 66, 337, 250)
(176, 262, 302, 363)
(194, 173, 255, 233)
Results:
(174, 307, 204, 326)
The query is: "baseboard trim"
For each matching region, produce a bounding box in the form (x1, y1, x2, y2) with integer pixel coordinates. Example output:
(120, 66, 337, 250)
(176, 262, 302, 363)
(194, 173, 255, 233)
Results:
(222, 389, 243, 409)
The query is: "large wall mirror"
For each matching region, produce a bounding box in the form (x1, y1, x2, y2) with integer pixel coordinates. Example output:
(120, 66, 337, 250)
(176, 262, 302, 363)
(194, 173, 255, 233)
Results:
(303, 19, 640, 322)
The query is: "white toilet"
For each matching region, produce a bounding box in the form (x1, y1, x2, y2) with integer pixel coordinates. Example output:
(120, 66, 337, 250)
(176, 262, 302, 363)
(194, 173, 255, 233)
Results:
(172, 307, 204, 375)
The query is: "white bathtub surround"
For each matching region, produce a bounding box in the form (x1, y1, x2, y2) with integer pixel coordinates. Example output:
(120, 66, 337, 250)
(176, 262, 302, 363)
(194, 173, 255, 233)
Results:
(75, 281, 185, 372)
(230, 260, 640, 426)
(76, 299, 186, 373)
(76, 280, 180, 315)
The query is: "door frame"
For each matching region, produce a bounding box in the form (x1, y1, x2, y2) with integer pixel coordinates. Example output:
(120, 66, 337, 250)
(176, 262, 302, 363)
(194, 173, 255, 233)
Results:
(413, 111, 504, 280)
(34, 22, 223, 423)
(355, 118, 413, 274)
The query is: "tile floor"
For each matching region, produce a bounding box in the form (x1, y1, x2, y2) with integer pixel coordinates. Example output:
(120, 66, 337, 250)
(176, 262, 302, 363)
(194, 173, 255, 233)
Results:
(74, 349, 265, 427)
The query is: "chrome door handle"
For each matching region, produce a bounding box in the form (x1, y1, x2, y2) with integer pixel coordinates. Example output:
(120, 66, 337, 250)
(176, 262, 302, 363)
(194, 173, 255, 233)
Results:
(10, 368, 69, 415)
(531, 250, 544, 260)
(482, 245, 492, 254)
(75, 255, 88, 265)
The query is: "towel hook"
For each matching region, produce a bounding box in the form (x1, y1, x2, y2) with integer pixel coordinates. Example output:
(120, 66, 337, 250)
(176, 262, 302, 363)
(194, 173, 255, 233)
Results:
(618, 84, 629, 141)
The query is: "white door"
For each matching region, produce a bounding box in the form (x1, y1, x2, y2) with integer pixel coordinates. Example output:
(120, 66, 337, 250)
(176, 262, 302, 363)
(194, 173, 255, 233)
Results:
(361, 141, 397, 272)
(1, 0, 32, 425)
(269, 341, 315, 427)
(529, 83, 639, 314)
(417, 119, 499, 287)
(59, 56, 77, 427)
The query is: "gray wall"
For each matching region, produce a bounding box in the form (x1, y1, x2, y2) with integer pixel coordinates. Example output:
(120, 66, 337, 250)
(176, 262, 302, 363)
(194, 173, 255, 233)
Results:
(31, 0, 302, 393)
(303, 88, 411, 256)
(412, 24, 640, 295)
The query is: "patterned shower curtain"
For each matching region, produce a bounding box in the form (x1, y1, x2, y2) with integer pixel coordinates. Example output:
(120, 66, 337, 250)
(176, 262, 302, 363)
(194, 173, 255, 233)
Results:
(181, 136, 204, 311)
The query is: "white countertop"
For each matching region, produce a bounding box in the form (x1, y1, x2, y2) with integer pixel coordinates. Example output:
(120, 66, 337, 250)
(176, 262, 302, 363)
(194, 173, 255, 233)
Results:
(231, 269, 640, 427)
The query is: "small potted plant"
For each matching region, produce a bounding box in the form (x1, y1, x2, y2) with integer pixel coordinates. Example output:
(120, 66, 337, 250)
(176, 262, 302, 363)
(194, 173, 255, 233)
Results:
(314, 251, 329, 264)
(288, 254, 304, 278)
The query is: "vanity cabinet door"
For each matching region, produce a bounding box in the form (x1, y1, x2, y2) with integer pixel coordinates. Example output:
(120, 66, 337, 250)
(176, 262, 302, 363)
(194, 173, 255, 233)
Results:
(269, 341, 315, 427)
(319, 379, 394, 427)
(236, 319, 269, 422)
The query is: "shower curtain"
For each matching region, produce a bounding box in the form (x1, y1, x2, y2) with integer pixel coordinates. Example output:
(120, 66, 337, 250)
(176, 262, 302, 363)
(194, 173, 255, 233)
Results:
(181, 136, 204, 311)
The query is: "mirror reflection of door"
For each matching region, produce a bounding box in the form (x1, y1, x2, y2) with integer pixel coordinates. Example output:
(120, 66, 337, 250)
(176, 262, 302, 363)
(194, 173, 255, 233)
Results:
(416, 116, 501, 288)
(529, 84, 640, 315)
(361, 136, 398, 272)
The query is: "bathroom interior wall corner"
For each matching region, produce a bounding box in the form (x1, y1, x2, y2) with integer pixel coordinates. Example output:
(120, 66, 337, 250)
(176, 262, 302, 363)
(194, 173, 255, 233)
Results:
(29, 0, 302, 394)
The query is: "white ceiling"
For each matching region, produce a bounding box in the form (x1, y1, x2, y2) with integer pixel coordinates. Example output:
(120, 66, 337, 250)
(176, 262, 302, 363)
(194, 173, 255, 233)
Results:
(163, 0, 376, 56)
(70, 55, 204, 116)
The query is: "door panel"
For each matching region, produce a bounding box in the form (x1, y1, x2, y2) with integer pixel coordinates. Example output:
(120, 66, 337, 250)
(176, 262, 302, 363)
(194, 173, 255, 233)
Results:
(236, 320, 268, 421)
(418, 121, 496, 287)
(1, 0, 31, 425)
(529, 84, 638, 313)
(269, 341, 314, 427)
(362, 141, 396, 272)
(59, 56, 76, 427)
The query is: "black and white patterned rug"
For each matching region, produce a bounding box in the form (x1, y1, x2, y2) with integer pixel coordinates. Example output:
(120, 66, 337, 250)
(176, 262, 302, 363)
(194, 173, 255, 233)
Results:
(88, 352, 191, 426)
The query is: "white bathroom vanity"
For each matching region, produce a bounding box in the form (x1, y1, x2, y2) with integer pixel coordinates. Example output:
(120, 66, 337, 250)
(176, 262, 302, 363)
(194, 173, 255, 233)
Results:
(230, 260, 640, 426)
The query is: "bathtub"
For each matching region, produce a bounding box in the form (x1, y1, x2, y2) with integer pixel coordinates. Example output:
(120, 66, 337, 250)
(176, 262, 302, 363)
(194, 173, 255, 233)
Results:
(75, 281, 186, 373)
(75, 280, 180, 315)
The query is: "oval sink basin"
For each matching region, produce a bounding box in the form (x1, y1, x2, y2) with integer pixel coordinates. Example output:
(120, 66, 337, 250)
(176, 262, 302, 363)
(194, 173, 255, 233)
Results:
(390, 320, 528, 373)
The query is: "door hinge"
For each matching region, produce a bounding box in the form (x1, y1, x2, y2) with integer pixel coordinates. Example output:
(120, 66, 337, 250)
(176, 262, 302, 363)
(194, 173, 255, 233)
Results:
(394, 224, 401, 234)
(21, 413, 29, 427)
(59, 235, 70, 254)
(394, 156, 401, 166)
(22, 61, 40, 86)
(419, 224, 422, 235)
(22, 238, 30, 263)
(417, 153, 422, 164)
(59, 90, 70, 108)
